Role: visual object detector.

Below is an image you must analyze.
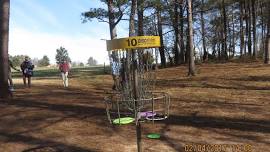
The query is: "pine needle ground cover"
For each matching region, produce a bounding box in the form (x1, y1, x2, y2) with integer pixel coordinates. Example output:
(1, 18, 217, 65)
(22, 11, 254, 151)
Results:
(0, 63, 269, 152)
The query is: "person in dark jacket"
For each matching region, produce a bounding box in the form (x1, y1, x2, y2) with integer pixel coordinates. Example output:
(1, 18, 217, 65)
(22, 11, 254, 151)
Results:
(20, 56, 34, 88)
(59, 60, 70, 87)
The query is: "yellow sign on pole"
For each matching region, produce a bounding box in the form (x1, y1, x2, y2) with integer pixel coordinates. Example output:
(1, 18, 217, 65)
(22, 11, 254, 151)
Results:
(106, 36, 160, 51)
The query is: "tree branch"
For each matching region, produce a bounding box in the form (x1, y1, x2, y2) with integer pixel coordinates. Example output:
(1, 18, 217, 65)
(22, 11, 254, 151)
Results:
(113, 4, 124, 27)
(163, 29, 174, 35)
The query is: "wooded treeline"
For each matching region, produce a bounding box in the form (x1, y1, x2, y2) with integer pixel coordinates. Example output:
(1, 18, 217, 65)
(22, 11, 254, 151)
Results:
(82, 0, 270, 70)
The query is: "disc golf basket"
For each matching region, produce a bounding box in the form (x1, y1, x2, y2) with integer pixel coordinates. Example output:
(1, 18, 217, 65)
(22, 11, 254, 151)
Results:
(104, 91, 170, 124)
(104, 36, 170, 152)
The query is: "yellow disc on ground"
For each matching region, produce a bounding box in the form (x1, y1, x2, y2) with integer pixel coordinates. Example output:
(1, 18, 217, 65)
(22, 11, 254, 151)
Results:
(106, 36, 160, 51)
(113, 117, 135, 125)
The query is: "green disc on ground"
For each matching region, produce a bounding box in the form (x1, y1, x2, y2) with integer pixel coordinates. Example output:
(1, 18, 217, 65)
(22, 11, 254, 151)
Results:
(147, 133, 161, 139)
(113, 117, 135, 125)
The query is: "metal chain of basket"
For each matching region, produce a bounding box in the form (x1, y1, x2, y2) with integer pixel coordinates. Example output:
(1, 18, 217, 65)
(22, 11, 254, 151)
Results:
(105, 48, 170, 124)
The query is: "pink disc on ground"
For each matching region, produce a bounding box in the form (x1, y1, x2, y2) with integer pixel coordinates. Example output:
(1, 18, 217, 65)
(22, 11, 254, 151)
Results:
(139, 111, 156, 118)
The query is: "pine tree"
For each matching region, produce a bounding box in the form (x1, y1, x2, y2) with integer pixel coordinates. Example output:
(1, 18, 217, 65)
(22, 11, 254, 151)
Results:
(0, 0, 10, 98)
(55, 47, 71, 64)
(187, 0, 195, 76)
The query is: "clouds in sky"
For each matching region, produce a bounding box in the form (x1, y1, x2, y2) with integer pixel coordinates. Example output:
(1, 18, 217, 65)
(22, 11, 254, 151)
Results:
(9, 27, 109, 64)
(10, 0, 61, 31)
(9, 0, 115, 64)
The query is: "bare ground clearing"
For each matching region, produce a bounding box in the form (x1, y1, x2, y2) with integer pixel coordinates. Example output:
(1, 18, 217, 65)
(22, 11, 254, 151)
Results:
(0, 63, 269, 152)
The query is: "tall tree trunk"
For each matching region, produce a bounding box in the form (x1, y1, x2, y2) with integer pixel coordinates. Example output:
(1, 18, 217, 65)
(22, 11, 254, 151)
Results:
(107, 0, 118, 80)
(212, 43, 216, 57)
(129, 0, 136, 37)
(244, 1, 249, 55)
(248, 0, 252, 57)
(153, 15, 159, 69)
(128, 0, 136, 89)
(137, 0, 144, 36)
(252, 0, 257, 58)
(201, 0, 207, 61)
(264, 1, 270, 64)
(185, 26, 189, 63)
(0, 0, 10, 98)
(266, 27, 270, 64)
(221, 0, 228, 60)
(107, 0, 117, 39)
(129, 1, 142, 152)
(187, 0, 195, 76)
(179, 0, 185, 63)
(128, 0, 136, 100)
(228, 13, 232, 58)
(128, 0, 143, 152)
(137, 0, 144, 67)
(260, 1, 265, 52)
(232, 8, 235, 57)
(218, 42, 221, 60)
(173, 0, 180, 65)
(240, 1, 244, 57)
(157, 4, 166, 68)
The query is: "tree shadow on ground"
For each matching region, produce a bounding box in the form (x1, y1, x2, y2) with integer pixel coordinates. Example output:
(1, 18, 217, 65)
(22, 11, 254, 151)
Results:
(0, 85, 112, 152)
(159, 124, 184, 152)
(226, 76, 270, 82)
(210, 128, 270, 145)
(0, 95, 112, 136)
(203, 82, 270, 90)
(0, 132, 95, 152)
(162, 114, 270, 134)
(6, 99, 105, 118)
(142, 112, 270, 151)
(170, 97, 264, 107)
(156, 78, 270, 90)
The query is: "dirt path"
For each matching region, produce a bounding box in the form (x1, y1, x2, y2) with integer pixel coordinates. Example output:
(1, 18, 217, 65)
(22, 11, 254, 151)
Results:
(0, 63, 269, 152)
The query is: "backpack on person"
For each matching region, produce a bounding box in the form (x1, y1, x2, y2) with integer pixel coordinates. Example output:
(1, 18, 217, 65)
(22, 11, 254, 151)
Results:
(21, 61, 34, 76)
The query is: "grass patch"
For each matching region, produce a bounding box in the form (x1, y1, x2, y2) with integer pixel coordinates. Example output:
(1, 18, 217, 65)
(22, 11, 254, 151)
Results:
(12, 66, 111, 79)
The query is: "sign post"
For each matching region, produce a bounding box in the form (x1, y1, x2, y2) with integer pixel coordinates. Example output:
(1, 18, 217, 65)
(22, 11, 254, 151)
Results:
(106, 36, 160, 51)
(106, 36, 161, 152)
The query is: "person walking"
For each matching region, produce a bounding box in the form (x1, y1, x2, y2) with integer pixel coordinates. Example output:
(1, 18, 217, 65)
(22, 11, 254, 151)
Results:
(20, 56, 34, 88)
(59, 60, 70, 87)
(8, 59, 20, 91)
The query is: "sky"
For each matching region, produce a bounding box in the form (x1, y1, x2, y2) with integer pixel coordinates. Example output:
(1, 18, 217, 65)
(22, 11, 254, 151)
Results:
(9, 0, 127, 65)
